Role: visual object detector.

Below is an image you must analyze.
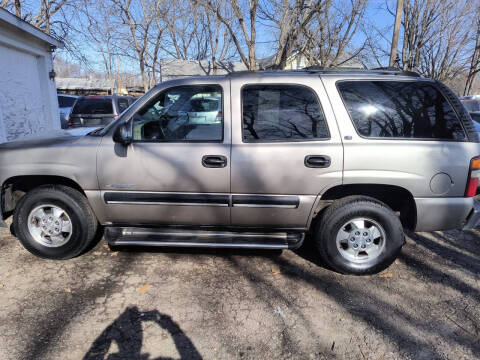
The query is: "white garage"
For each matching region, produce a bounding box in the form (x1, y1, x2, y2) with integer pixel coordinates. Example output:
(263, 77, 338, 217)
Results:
(0, 8, 63, 143)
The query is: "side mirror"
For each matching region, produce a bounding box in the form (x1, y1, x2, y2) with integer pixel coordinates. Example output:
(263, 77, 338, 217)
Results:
(113, 123, 132, 146)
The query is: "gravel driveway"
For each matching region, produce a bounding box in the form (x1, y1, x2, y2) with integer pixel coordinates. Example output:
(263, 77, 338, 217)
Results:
(0, 220, 478, 360)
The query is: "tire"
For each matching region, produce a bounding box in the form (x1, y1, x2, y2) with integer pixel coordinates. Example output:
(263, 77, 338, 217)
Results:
(314, 195, 405, 275)
(13, 185, 98, 259)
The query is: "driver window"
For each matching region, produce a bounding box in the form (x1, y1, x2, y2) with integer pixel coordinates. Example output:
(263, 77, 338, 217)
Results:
(133, 85, 223, 142)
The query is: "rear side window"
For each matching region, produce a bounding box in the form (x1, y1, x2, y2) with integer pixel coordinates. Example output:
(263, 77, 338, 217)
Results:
(72, 98, 113, 115)
(58, 96, 76, 108)
(460, 99, 480, 112)
(242, 84, 329, 142)
(117, 98, 129, 113)
(337, 81, 465, 140)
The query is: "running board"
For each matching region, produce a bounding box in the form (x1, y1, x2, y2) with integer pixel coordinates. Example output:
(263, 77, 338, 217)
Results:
(105, 227, 305, 249)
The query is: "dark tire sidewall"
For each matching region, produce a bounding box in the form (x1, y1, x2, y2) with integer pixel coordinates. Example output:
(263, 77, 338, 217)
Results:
(14, 189, 90, 259)
(318, 200, 404, 275)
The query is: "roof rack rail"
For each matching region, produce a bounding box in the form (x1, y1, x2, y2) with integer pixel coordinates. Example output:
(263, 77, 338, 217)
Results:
(229, 68, 421, 77)
(302, 67, 421, 77)
(303, 65, 324, 71)
(371, 66, 400, 71)
(371, 66, 420, 77)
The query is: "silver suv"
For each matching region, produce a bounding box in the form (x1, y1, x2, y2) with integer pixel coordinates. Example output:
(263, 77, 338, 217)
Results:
(1, 69, 480, 275)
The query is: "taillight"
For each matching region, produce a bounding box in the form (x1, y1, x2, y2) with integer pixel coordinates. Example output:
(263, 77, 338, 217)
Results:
(68, 117, 72, 126)
(216, 111, 223, 121)
(465, 156, 480, 197)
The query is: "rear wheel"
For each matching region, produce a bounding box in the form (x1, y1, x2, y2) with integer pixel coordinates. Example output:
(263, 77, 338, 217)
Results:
(13, 185, 97, 259)
(314, 196, 405, 275)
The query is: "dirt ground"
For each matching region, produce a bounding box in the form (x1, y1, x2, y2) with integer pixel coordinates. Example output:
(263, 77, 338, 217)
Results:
(0, 219, 479, 360)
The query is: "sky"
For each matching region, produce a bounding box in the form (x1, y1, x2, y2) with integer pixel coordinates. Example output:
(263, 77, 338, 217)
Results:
(55, 0, 399, 75)
(252, 0, 396, 59)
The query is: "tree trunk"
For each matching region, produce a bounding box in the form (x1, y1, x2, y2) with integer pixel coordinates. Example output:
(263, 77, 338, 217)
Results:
(140, 58, 148, 93)
(464, 8, 480, 95)
(14, 0, 20, 17)
(390, 0, 404, 67)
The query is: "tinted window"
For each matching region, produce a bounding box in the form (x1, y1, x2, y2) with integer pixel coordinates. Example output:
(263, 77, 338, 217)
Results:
(58, 95, 76, 108)
(460, 99, 480, 112)
(338, 81, 465, 140)
(133, 85, 223, 141)
(72, 98, 113, 115)
(242, 85, 328, 142)
(470, 113, 480, 132)
(117, 98, 129, 113)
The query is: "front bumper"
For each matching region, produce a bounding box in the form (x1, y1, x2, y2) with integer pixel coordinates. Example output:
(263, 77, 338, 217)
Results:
(463, 199, 480, 230)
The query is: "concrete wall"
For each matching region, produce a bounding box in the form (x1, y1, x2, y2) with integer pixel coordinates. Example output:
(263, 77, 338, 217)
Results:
(0, 19, 60, 143)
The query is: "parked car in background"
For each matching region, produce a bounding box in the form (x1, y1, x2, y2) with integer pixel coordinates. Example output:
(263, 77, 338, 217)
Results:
(57, 94, 77, 129)
(460, 96, 480, 133)
(69, 95, 136, 128)
(459, 95, 480, 112)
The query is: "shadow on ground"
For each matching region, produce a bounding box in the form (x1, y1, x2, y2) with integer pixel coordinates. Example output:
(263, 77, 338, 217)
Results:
(106, 230, 480, 359)
(83, 307, 201, 360)
(1, 223, 479, 359)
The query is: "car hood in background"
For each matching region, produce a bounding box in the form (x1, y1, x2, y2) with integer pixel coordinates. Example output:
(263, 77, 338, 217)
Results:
(0, 131, 99, 151)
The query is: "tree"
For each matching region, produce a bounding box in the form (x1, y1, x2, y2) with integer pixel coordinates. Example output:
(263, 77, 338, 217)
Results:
(161, 1, 207, 60)
(465, 7, 480, 95)
(159, 1, 235, 73)
(389, 0, 404, 67)
(80, 0, 121, 93)
(417, 0, 473, 82)
(1, 0, 69, 35)
(111, 0, 161, 92)
(300, 0, 368, 68)
(201, 4, 236, 73)
(1, 0, 21, 16)
(198, 0, 259, 70)
(258, 0, 325, 69)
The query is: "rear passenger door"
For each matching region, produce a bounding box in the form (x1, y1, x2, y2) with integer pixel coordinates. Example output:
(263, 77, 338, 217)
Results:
(230, 76, 344, 229)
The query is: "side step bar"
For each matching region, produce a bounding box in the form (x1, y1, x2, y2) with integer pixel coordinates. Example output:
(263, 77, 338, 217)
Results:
(105, 227, 305, 249)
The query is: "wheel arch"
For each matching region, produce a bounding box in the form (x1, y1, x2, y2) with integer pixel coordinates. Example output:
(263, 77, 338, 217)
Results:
(313, 183, 417, 231)
(1, 175, 86, 220)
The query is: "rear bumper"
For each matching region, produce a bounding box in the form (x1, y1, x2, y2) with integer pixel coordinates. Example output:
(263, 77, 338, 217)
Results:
(414, 197, 475, 232)
(463, 199, 480, 230)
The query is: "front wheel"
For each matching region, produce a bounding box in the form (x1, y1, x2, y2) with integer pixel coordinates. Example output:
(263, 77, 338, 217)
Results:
(13, 185, 98, 259)
(314, 196, 405, 275)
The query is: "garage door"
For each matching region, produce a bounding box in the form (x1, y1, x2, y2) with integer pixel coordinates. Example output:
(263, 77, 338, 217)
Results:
(0, 45, 50, 142)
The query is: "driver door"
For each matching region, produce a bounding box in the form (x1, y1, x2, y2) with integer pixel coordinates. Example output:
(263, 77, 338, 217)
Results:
(96, 81, 231, 226)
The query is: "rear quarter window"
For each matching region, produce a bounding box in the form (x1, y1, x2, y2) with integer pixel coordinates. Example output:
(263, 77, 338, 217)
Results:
(58, 96, 76, 108)
(460, 99, 480, 112)
(337, 81, 466, 141)
(72, 98, 114, 115)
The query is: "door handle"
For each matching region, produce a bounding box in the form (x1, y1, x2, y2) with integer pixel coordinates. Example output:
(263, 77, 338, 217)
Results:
(305, 155, 331, 168)
(202, 155, 227, 168)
